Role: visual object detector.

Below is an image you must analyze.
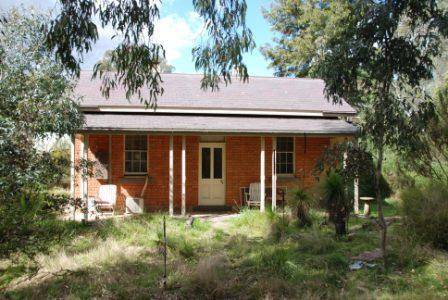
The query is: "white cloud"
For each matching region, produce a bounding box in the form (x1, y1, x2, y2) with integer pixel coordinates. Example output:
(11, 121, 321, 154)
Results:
(151, 12, 203, 63)
(82, 10, 203, 68)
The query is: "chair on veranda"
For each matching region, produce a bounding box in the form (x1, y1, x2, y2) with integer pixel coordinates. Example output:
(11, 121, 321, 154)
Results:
(245, 182, 262, 208)
(94, 184, 117, 215)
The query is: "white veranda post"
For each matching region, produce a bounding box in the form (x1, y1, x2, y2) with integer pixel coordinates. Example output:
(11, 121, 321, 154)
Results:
(70, 134, 75, 220)
(82, 134, 89, 221)
(260, 136, 265, 212)
(181, 136, 186, 216)
(169, 135, 174, 216)
(271, 137, 277, 211)
(354, 178, 360, 214)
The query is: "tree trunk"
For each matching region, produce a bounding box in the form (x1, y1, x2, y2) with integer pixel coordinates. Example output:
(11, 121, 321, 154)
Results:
(375, 145, 388, 268)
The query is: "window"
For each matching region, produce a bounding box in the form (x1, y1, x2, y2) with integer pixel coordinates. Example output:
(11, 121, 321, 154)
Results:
(201, 148, 211, 179)
(213, 148, 222, 179)
(125, 135, 147, 174)
(276, 137, 294, 175)
(201, 147, 223, 179)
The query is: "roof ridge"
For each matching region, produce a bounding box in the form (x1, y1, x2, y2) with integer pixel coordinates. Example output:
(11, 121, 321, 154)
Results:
(78, 69, 323, 81)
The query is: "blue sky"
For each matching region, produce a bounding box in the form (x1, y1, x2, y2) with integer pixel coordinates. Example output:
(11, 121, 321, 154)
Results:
(0, 0, 275, 76)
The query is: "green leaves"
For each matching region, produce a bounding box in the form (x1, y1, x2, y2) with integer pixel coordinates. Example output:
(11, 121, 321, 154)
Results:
(192, 0, 255, 90)
(264, 0, 448, 153)
(0, 9, 83, 201)
(45, 0, 254, 106)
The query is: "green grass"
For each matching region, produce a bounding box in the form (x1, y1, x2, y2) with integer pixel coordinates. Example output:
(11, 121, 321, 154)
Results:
(1, 204, 447, 299)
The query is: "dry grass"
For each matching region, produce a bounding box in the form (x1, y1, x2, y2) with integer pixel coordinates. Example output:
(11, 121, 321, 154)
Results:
(1, 209, 448, 299)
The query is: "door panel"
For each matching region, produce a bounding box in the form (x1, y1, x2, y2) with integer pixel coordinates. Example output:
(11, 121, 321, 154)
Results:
(199, 143, 226, 206)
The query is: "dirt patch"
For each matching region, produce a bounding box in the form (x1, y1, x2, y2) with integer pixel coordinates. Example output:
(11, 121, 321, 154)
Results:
(192, 213, 239, 230)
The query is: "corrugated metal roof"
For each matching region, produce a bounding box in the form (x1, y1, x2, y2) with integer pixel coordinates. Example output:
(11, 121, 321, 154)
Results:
(76, 71, 356, 115)
(81, 113, 358, 135)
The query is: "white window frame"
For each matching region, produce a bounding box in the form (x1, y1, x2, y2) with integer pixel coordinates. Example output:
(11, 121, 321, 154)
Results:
(124, 134, 148, 175)
(276, 136, 295, 176)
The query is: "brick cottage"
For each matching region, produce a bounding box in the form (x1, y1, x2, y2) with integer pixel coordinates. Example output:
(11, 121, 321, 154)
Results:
(71, 72, 357, 215)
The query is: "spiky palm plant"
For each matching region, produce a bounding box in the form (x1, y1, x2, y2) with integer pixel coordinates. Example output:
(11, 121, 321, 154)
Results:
(322, 171, 350, 236)
(287, 188, 313, 227)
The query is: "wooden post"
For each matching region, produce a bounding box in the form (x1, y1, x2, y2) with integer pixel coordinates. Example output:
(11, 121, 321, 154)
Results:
(169, 135, 174, 216)
(181, 136, 186, 216)
(82, 134, 89, 221)
(260, 136, 265, 212)
(271, 137, 277, 211)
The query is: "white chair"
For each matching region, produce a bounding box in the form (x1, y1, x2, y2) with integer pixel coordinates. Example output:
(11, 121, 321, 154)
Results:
(245, 182, 262, 208)
(95, 184, 117, 215)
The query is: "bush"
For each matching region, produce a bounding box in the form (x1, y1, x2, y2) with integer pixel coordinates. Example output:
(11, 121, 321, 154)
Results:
(400, 181, 448, 250)
(359, 173, 392, 199)
(287, 188, 314, 227)
(0, 192, 74, 258)
(321, 171, 351, 236)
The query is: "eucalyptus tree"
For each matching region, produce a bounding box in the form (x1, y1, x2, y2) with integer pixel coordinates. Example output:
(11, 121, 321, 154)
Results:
(0, 9, 85, 255)
(264, 0, 448, 264)
(0, 9, 83, 201)
(45, 0, 255, 107)
(96, 50, 176, 73)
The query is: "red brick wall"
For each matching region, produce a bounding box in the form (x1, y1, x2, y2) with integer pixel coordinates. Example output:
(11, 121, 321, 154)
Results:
(74, 134, 199, 213)
(226, 136, 274, 206)
(73, 134, 83, 200)
(74, 134, 339, 212)
(295, 136, 331, 186)
(226, 136, 331, 206)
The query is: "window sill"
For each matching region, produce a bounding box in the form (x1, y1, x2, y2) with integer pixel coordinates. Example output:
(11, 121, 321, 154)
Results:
(277, 174, 295, 178)
(120, 175, 148, 184)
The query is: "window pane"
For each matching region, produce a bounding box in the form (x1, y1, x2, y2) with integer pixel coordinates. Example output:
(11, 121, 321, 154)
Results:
(132, 152, 139, 160)
(124, 136, 148, 173)
(213, 148, 222, 179)
(125, 152, 130, 160)
(125, 137, 132, 149)
(280, 164, 287, 174)
(132, 162, 140, 173)
(277, 137, 293, 151)
(286, 153, 293, 164)
(141, 162, 147, 173)
(125, 135, 147, 150)
(201, 148, 211, 179)
(140, 151, 147, 161)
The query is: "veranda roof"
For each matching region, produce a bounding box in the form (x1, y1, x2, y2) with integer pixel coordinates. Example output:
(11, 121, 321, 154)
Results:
(81, 113, 357, 135)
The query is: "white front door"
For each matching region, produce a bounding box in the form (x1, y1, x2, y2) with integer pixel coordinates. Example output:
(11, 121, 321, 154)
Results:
(199, 143, 226, 205)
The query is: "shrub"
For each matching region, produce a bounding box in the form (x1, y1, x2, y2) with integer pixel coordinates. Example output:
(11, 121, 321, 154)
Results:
(360, 173, 392, 199)
(191, 255, 228, 293)
(321, 171, 351, 236)
(269, 214, 291, 241)
(400, 181, 448, 250)
(297, 226, 336, 254)
(287, 188, 314, 227)
(0, 192, 75, 258)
